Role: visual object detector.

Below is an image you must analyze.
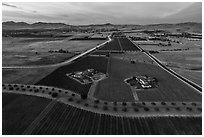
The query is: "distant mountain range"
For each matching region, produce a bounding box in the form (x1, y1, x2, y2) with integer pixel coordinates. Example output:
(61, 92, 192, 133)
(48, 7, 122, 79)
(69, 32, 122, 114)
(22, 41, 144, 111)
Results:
(2, 21, 202, 33)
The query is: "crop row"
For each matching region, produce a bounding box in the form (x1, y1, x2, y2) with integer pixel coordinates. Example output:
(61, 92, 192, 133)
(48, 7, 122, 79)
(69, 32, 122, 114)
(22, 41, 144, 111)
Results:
(31, 102, 202, 135)
(119, 38, 140, 51)
(2, 93, 51, 135)
(99, 38, 122, 51)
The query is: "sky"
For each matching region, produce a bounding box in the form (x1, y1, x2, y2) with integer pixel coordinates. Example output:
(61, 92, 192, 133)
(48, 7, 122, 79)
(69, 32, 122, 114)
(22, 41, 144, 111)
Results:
(2, 2, 202, 25)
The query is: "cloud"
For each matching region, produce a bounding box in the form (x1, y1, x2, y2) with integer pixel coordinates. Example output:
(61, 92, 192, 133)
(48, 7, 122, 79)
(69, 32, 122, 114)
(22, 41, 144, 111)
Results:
(2, 3, 21, 9)
(2, 2, 200, 25)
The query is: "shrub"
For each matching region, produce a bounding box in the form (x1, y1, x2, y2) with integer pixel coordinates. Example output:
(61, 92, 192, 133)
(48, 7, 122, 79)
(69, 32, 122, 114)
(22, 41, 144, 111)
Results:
(113, 102, 117, 106)
(72, 93, 75, 97)
(113, 107, 117, 111)
(122, 108, 127, 112)
(186, 107, 192, 111)
(9, 87, 14, 90)
(84, 103, 89, 107)
(142, 102, 146, 105)
(154, 108, 159, 111)
(197, 108, 202, 112)
(103, 106, 108, 110)
(182, 102, 186, 105)
(175, 107, 180, 111)
(161, 102, 166, 105)
(151, 102, 156, 105)
(122, 102, 127, 106)
(76, 100, 81, 104)
(144, 107, 149, 111)
(191, 103, 197, 106)
(131, 102, 136, 106)
(51, 92, 58, 98)
(166, 108, 170, 111)
(104, 102, 108, 105)
(171, 102, 176, 106)
(81, 94, 87, 99)
(68, 98, 73, 101)
(93, 105, 98, 108)
(34, 89, 39, 93)
(134, 108, 139, 112)
(94, 100, 100, 104)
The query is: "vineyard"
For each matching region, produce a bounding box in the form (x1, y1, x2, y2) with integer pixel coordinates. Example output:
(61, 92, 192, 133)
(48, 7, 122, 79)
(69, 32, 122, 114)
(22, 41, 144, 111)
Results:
(36, 56, 108, 96)
(94, 55, 202, 102)
(3, 100, 199, 135)
(2, 93, 51, 135)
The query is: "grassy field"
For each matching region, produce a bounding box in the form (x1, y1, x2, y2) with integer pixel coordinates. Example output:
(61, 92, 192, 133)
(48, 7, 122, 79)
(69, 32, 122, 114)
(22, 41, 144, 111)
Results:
(36, 56, 108, 95)
(153, 50, 202, 70)
(94, 54, 201, 102)
(2, 67, 57, 85)
(136, 38, 201, 52)
(3, 51, 76, 66)
(3, 36, 105, 66)
(2, 93, 51, 135)
(171, 68, 202, 86)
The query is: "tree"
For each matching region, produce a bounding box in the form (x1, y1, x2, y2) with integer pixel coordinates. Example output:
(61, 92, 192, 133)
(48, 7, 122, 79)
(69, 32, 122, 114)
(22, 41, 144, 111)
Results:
(52, 92, 58, 98)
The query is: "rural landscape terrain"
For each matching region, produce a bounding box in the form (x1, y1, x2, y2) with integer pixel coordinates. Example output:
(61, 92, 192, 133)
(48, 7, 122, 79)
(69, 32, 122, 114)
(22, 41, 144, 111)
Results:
(2, 21, 202, 135)
(2, 2, 202, 135)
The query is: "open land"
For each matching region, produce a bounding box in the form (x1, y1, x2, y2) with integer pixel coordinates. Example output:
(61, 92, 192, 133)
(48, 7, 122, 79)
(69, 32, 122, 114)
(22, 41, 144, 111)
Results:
(2, 22, 202, 135)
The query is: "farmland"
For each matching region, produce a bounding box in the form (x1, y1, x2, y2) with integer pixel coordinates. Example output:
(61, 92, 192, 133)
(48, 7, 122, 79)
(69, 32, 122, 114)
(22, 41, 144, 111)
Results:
(2, 93, 51, 135)
(2, 67, 57, 85)
(2, 25, 202, 135)
(3, 99, 200, 135)
(94, 54, 201, 102)
(99, 37, 140, 51)
(3, 36, 105, 66)
(36, 56, 108, 96)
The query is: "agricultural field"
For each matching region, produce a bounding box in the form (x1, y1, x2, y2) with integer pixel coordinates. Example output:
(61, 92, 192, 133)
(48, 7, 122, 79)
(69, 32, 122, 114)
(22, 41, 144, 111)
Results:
(2, 93, 51, 135)
(3, 51, 76, 66)
(36, 56, 108, 96)
(29, 101, 201, 135)
(136, 38, 201, 52)
(94, 54, 201, 102)
(171, 68, 202, 86)
(119, 38, 140, 51)
(99, 37, 140, 51)
(3, 36, 105, 66)
(2, 67, 57, 85)
(99, 38, 121, 51)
